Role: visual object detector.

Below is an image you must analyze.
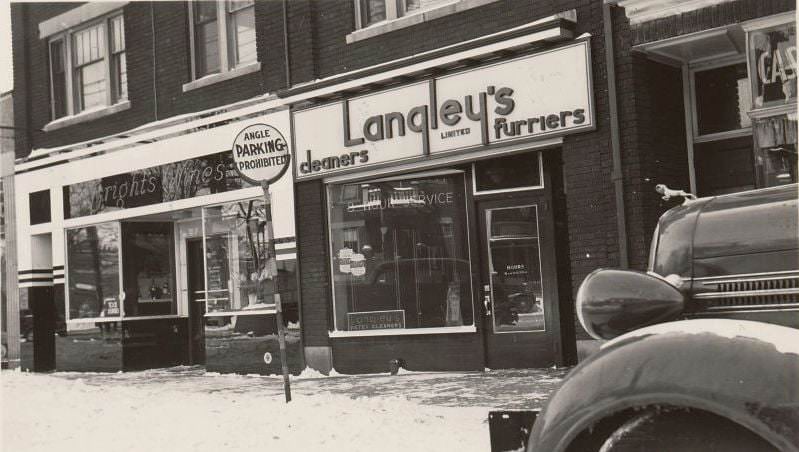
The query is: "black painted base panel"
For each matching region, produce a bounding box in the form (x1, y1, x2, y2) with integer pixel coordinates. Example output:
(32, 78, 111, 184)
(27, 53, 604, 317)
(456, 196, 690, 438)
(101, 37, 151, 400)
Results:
(331, 333, 485, 374)
(205, 327, 305, 375)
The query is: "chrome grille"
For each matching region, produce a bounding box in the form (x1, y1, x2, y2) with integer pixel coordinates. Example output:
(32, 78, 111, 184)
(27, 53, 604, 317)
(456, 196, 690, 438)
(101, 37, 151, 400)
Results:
(695, 274, 799, 310)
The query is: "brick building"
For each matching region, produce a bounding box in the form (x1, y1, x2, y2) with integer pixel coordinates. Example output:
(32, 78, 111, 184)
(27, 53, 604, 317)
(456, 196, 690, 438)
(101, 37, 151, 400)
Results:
(10, 0, 796, 373)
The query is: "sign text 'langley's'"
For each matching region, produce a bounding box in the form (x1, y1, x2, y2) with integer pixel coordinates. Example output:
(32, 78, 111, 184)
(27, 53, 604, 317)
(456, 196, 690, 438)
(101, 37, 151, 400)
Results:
(299, 85, 585, 175)
(295, 41, 594, 177)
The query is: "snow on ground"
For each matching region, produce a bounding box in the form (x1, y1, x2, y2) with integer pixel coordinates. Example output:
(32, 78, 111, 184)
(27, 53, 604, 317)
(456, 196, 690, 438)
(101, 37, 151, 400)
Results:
(1, 366, 566, 452)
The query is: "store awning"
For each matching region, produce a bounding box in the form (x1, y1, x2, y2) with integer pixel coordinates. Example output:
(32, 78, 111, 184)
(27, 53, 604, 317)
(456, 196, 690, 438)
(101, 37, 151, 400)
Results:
(632, 23, 745, 66)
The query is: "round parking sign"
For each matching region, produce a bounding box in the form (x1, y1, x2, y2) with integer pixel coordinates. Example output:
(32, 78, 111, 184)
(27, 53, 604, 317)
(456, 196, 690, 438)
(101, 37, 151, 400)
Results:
(232, 124, 291, 185)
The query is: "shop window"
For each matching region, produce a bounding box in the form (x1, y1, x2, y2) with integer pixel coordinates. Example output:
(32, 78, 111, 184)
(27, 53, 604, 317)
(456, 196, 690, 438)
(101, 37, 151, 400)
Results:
(121, 222, 176, 316)
(473, 152, 542, 194)
(754, 113, 798, 187)
(694, 136, 756, 196)
(28, 190, 51, 225)
(694, 63, 751, 136)
(748, 22, 797, 109)
(692, 62, 755, 196)
(328, 173, 473, 332)
(66, 221, 178, 321)
(190, 0, 256, 79)
(66, 223, 121, 320)
(201, 199, 295, 316)
(48, 12, 127, 119)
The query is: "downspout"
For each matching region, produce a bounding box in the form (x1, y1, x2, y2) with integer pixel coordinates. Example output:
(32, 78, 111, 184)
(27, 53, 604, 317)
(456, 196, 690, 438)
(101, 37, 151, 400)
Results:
(603, 1, 629, 268)
(282, 0, 291, 88)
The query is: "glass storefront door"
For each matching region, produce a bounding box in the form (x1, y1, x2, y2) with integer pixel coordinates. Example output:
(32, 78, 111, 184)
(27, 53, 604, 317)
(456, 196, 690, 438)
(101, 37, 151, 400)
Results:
(478, 198, 558, 368)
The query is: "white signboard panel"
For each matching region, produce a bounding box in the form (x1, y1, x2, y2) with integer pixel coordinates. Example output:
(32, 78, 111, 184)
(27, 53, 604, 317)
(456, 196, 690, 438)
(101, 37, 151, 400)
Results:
(431, 42, 593, 153)
(293, 40, 594, 180)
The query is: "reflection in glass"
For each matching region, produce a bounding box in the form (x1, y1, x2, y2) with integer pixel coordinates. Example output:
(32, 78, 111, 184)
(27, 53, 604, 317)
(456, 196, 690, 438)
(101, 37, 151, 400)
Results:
(474, 152, 541, 192)
(487, 206, 545, 333)
(202, 199, 297, 317)
(67, 223, 121, 319)
(755, 113, 798, 187)
(328, 174, 473, 331)
(121, 222, 176, 316)
(749, 23, 797, 109)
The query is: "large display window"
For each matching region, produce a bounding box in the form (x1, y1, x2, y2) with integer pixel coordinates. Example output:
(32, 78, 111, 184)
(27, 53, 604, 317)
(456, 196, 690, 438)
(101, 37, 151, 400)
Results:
(327, 172, 474, 333)
(201, 199, 297, 318)
(66, 221, 177, 320)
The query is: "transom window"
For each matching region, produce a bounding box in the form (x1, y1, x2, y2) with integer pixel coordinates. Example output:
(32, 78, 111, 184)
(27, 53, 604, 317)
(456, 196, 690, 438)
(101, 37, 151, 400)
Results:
(48, 13, 127, 120)
(356, 0, 452, 28)
(190, 0, 257, 79)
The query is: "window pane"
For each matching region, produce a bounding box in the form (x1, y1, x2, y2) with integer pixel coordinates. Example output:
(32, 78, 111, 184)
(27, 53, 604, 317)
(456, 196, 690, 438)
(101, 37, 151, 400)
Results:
(361, 0, 386, 26)
(694, 136, 755, 196)
(112, 52, 128, 101)
(67, 223, 120, 319)
(121, 222, 176, 316)
(402, 0, 449, 15)
(202, 199, 295, 314)
(474, 152, 541, 192)
(110, 15, 125, 53)
(487, 206, 545, 332)
(754, 113, 798, 187)
(328, 174, 473, 331)
(229, 5, 256, 66)
(695, 63, 751, 135)
(77, 60, 107, 111)
(50, 40, 67, 119)
(749, 22, 797, 109)
(195, 20, 220, 77)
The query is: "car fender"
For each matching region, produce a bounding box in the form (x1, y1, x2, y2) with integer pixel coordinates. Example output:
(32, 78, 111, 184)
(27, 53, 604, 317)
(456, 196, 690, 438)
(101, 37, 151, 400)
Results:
(527, 319, 799, 452)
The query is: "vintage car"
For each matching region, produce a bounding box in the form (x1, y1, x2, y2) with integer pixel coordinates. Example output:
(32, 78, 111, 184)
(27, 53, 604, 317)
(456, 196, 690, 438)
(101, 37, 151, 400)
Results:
(494, 184, 799, 452)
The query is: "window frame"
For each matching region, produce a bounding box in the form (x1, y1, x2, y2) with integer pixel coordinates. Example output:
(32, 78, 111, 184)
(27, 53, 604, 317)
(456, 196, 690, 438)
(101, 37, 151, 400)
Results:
(47, 11, 127, 121)
(687, 56, 757, 196)
(325, 170, 477, 337)
(188, 0, 258, 82)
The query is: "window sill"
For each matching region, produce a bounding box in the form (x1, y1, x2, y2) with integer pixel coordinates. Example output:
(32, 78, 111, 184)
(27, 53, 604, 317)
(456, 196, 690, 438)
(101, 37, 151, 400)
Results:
(346, 0, 500, 44)
(329, 325, 477, 338)
(43, 100, 131, 132)
(182, 61, 262, 93)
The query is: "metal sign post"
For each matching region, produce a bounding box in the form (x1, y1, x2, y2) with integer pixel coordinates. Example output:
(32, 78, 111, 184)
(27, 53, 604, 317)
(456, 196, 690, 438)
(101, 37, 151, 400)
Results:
(231, 123, 292, 403)
(261, 180, 291, 403)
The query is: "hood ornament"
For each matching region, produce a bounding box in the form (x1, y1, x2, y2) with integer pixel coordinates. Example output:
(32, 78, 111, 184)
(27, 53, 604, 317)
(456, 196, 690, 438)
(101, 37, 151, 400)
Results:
(656, 184, 697, 204)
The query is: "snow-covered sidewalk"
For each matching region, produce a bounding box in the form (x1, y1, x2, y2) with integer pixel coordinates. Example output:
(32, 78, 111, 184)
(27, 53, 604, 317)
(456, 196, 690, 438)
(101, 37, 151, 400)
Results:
(1, 366, 566, 452)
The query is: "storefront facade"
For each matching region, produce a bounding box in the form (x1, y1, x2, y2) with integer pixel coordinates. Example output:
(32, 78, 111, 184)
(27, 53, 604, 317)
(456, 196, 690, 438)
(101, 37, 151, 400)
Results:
(287, 21, 593, 372)
(14, 107, 302, 373)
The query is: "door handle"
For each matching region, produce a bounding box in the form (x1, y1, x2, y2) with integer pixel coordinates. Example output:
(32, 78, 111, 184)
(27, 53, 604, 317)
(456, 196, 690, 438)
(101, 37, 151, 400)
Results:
(483, 294, 491, 316)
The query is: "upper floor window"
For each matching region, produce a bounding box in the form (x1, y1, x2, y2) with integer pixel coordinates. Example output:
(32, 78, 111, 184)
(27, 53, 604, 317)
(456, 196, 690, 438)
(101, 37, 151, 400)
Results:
(357, 0, 451, 28)
(190, 1, 256, 80)
(48, 13, 127, 120)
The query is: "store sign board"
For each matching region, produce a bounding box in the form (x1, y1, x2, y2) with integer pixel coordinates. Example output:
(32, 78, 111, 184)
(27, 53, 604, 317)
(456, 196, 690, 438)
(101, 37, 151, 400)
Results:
(231, 123, 291, 185)
(748, 21, 797, 109)
(63, 150, 252, 219)
(348, 310, 405, 331)
(293, 40, 594, 180)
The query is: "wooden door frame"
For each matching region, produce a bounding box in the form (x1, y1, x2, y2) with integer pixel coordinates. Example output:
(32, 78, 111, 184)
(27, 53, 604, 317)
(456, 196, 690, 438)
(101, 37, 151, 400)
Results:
(466, 153, 565, 368)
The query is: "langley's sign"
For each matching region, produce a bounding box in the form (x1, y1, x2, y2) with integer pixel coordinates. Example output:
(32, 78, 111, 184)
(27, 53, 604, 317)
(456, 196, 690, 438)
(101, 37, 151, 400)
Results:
(293, 40, 594, 179)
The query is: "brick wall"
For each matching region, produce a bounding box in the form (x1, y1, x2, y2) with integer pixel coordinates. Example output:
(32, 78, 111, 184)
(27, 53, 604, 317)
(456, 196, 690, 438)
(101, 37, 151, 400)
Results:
(295, 180, 331, 347)
(12, 1, 291, 155)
